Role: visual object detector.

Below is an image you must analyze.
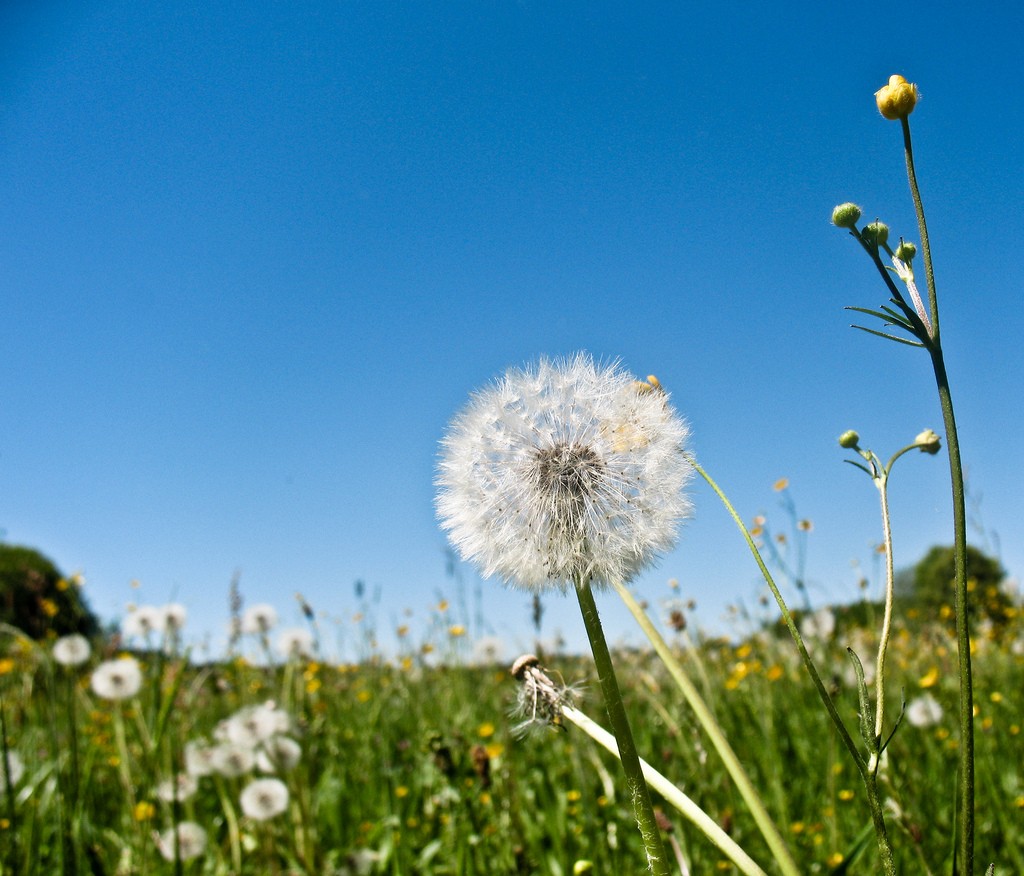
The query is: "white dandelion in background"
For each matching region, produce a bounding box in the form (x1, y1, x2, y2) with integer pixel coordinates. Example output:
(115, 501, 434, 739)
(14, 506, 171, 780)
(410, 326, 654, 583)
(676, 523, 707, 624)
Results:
(256, 735, 302, 773)
(800, 607, 836, 641)
(219, 701, 292, 748)
(90, 657, 143, 701)
(155, 773, 199, 803)
(155, 821, 208, 862)
(239, 777, 290, 821)
(276, 627, 314, 660)
(184, 741, 218, 778)
(210, 743, 256, 778)
(906, 693, 944, 728)
(162, 602, 188, 632)
(241, 604, 279, 635)
(0, 751, 25, 786)
(52, 634, 92, 667)
(436, 354, 693, 591)
(122, 605, 166, 639)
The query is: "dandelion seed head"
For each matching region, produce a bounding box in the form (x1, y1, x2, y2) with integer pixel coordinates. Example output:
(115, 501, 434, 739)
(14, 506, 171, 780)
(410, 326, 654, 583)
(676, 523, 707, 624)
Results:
(241, 603, 279, 634)
(276, 627, 314, 660)
(155, 821, 207, 861)
(906, 693, 944, 728)
(255, 735, 302, 773)
(53, 634, 91, 667)
(210, 742, 255, 778)
(436, 354, 693, 591)
(155, 774, 199, 803)
(90, 657, 143, 701)
(239, 777, 290, 820)
(122, 605, 166, 639)
(0, 751, 24, 786)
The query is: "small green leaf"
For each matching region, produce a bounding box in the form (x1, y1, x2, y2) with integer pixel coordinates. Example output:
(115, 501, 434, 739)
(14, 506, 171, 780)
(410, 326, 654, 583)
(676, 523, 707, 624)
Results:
(851, 325, 925, 347)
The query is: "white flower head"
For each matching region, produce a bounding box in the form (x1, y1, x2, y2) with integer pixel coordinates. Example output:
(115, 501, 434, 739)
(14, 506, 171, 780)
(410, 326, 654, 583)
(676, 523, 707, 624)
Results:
(155, 821, 207, 862)
(239, 777, 290, 821)
(184, 741, 218, 778)
(256, 735, 302, 773)
(223, 701, 292, 748)
(90, 657, 143, 701)
(276, 627, 314, 661)
(0, 751, 24, 786)
(53, 634, 92, 667)
(906, 693, 944, 728)
(123, 605, 166, 639)
(162, 602, 188, 632)
(436, 354, 693, 592)
(155, 773, 199, 803)
(800, 607, 836, 641)
(241, 603, 279, 635)
(210, 742, 256, 778)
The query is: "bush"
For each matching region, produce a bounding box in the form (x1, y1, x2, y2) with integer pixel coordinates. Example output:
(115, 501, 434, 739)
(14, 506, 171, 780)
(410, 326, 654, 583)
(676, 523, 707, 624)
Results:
(0, 543, 100, 639)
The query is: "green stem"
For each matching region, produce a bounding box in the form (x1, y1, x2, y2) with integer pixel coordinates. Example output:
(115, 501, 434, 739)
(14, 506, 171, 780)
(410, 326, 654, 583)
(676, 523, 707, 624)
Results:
(872, 471, 895, 750)
(575, 582, 670, 875)
(932, 351, 974, 874)
(612, 581, 799, 876)
(562, 704, 768, 876)
(902, 114, 973, 873)
(688, 455, 898, 874)
(900, 117, 940, 339)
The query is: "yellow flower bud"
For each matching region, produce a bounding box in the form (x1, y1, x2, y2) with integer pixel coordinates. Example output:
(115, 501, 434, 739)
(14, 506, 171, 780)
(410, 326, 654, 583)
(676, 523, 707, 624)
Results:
(875, 75, 919, 120)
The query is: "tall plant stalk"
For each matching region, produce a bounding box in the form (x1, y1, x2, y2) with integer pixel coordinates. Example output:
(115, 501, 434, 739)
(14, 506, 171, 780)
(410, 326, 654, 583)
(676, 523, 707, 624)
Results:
(576, 581, 671, 876)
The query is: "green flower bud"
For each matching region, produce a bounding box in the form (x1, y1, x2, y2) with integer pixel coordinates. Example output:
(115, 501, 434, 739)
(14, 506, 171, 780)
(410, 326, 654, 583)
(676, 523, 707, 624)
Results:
(894, 240, 917, 261)
(838, 430, 860, 449)
(831, 203, 862, 229)
(914, 429, 941, 454)
(862, 222, 889, 248)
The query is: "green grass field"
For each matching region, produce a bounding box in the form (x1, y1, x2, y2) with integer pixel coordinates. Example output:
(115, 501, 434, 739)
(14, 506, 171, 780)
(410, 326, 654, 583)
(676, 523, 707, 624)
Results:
(0, 590, 1020, 875)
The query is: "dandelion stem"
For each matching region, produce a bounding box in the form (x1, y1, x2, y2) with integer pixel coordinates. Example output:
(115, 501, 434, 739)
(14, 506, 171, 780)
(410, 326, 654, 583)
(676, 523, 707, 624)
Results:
(575, 581, 670, 875)
(561, 704, 768, 876)
(612, 581, 799, 876)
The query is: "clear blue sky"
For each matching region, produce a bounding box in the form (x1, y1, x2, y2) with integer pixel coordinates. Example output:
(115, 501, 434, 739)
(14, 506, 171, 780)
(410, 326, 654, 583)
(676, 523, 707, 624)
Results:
(3, 1, 1022, 659)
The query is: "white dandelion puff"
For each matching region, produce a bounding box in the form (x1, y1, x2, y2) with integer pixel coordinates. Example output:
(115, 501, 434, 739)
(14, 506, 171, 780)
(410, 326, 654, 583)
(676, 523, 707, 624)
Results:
(184, 741, 218, 778)
(256, 735, 302, 773)
(155, 773, 199, 803)
(162, 602, 188, 632)
(276, 627, 314, 661)
(906, 693, 944, 728)
(210, 743, 256, 778)
(122, 605, 166, 639)
(90, 657, 143, 701)
(239, 777, 290, 821)
(241, 604, 279, 635)
(53, 634, 92, 667)
(155, 821, 207, 861)
(0, 751, 25, 786)
(436, 354, 693, 591)
(221, 701, 291, 748)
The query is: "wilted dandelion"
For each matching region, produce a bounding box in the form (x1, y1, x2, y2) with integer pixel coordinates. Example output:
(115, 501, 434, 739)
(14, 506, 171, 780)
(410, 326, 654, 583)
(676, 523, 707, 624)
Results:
(239, 777, 289, 820)
(276, 627, 314, 660)
(90, 657, 143, 701)
(241, 603, 279, 634)
(510, 654, 580, 736)
(906, 693, 944, 728)
(52, 633, 91, 667)
(436, 354, 692, 591)
(155, 821, 207, 861)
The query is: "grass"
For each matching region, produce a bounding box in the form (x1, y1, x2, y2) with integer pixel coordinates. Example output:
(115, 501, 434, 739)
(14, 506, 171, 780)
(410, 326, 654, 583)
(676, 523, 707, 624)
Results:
(0, 586, 1021, 876)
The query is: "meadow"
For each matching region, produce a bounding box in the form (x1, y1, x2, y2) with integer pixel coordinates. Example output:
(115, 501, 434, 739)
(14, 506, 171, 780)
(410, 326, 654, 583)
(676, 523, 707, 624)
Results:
(0, 581, 1020, 876)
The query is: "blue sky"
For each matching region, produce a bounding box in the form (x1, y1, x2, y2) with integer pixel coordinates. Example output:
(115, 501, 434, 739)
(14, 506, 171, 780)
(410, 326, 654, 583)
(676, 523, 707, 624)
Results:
(3, 1, 1022, 659)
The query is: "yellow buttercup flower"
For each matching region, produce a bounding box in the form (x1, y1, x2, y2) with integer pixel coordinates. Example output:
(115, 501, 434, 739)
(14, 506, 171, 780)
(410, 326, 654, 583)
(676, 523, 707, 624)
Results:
(875, 74, 919, 120)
